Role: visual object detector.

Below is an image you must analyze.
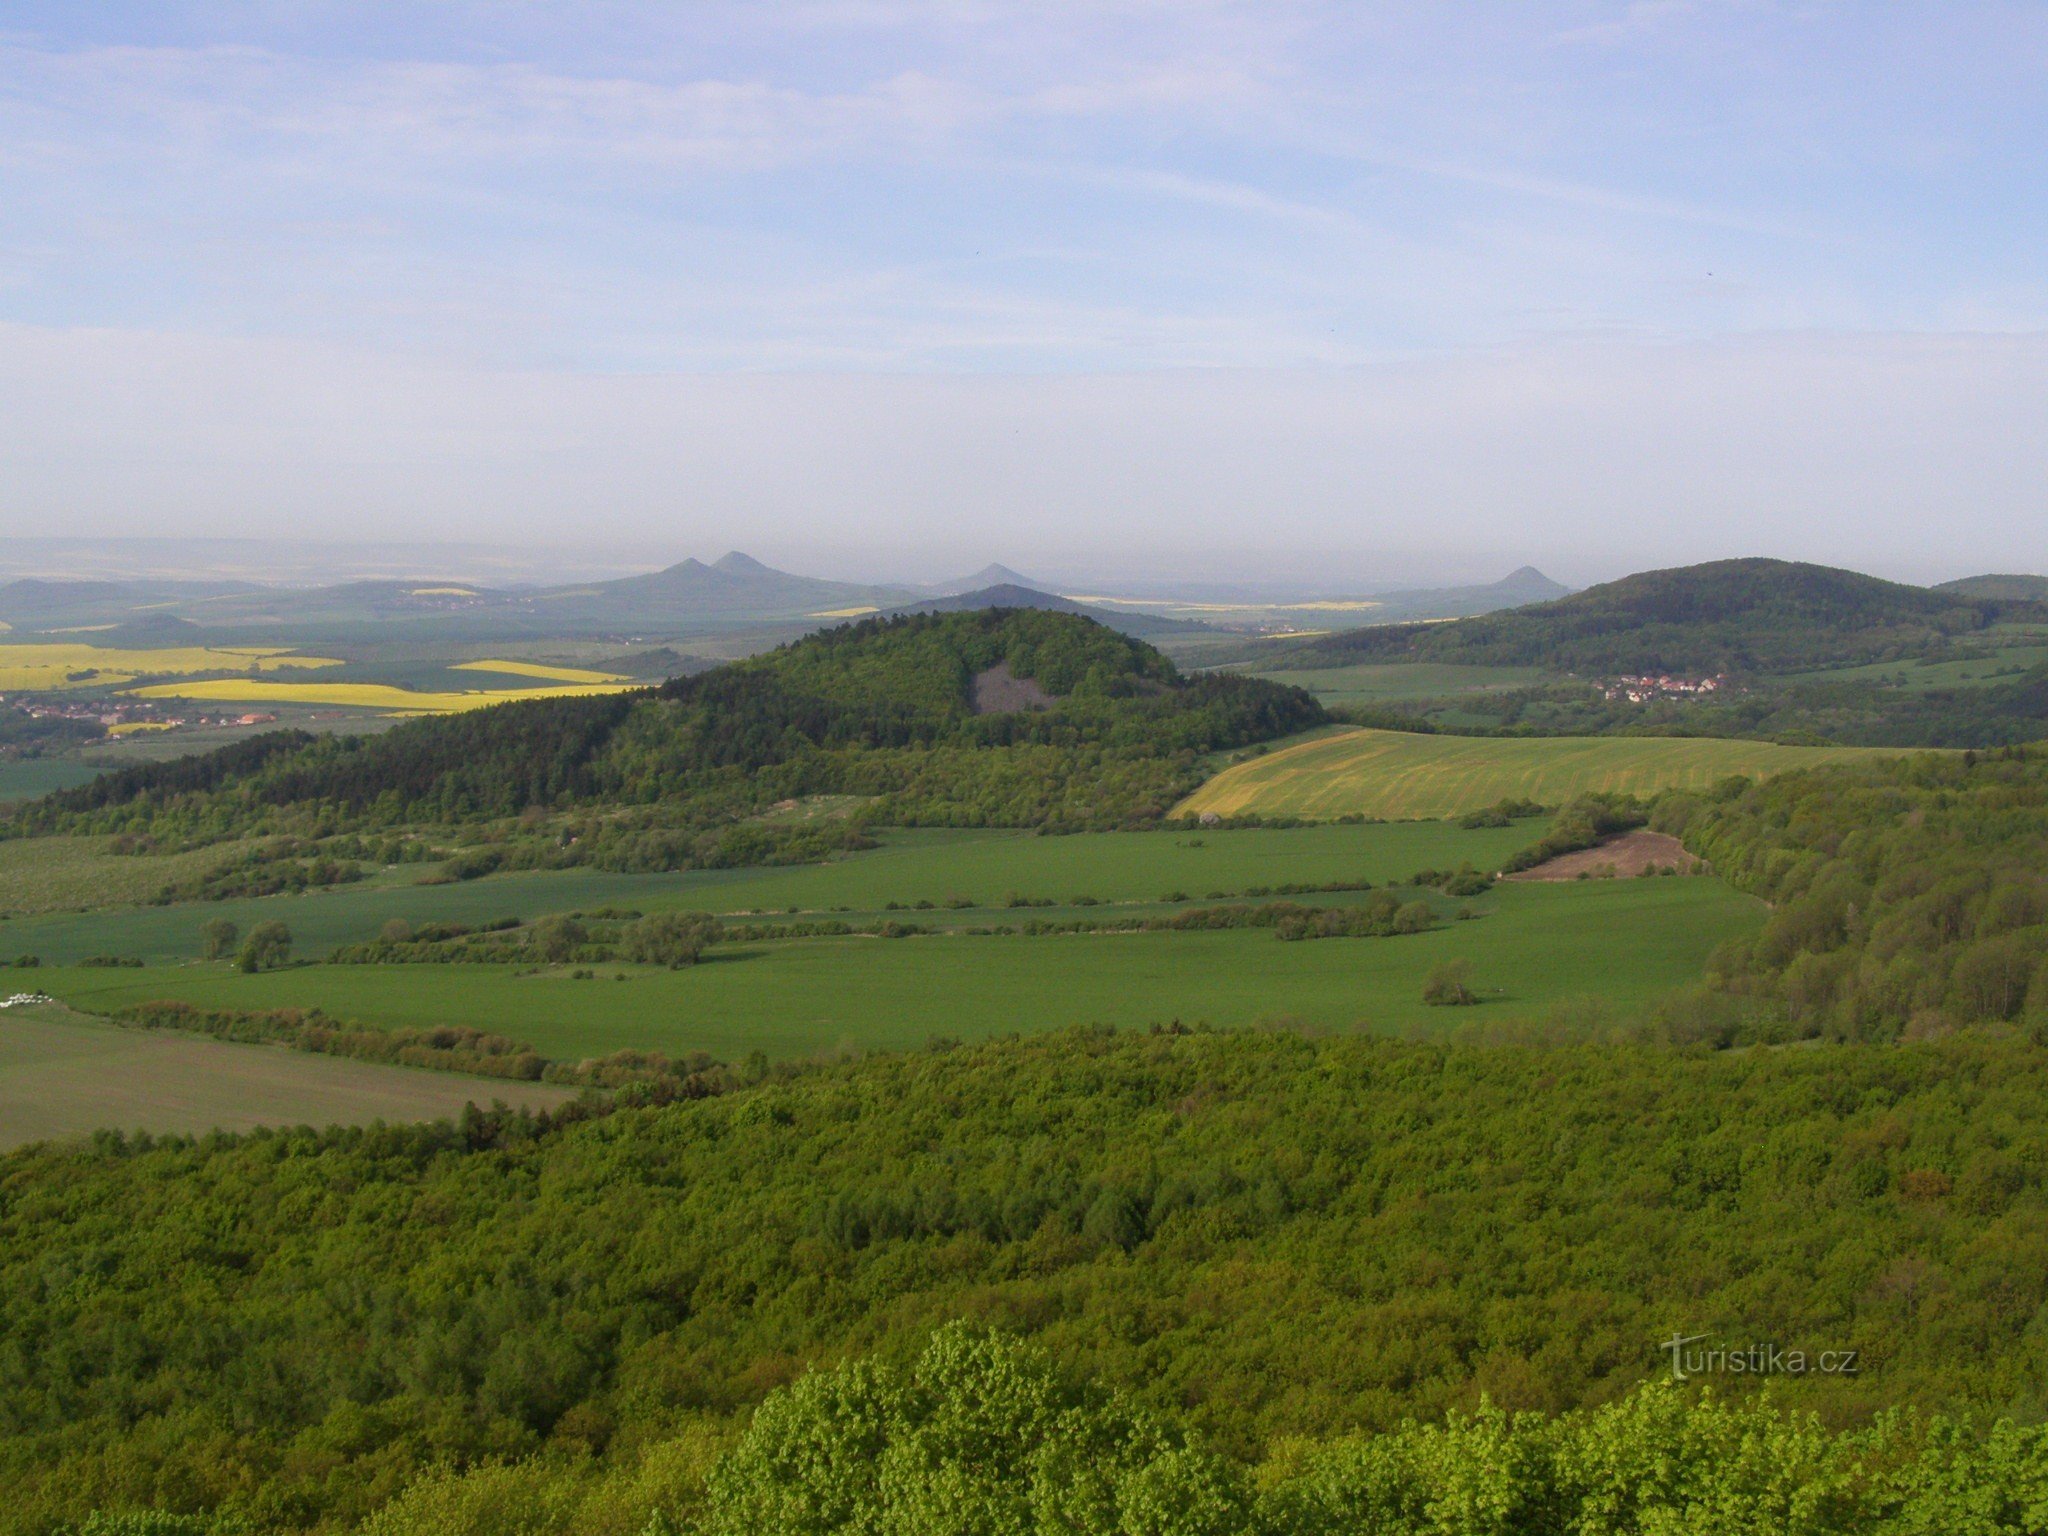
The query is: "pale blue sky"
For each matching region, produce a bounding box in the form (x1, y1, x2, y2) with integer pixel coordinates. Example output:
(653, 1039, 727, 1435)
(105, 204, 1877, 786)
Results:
(1, 3, 2044, 582)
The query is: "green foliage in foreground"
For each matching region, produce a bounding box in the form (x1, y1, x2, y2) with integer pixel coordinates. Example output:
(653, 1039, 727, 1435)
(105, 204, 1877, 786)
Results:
(76, 1328, 2048, 1536)
(6, 1026, 2048, 1531)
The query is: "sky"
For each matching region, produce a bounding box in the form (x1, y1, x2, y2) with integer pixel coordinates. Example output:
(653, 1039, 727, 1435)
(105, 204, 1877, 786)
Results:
(1, 2, 2044, 586)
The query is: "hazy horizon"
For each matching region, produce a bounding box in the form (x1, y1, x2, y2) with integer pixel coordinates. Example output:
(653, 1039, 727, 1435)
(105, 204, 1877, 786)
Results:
(2, 4, 2043, 575)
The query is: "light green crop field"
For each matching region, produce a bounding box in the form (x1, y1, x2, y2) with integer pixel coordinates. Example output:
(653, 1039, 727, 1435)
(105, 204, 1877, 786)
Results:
(0, 1004, 574, 1150)
(1177, 728, 1915, 821)
(33, 876, 1762, 1063)
(0, 821, 1546, 963)
(1241, 661, 1559, 705)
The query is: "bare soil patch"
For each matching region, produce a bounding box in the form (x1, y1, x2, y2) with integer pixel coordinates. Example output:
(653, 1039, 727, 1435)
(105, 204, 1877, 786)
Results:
(1503, 828, 1704, 882)
(970, 662, 1055, 714)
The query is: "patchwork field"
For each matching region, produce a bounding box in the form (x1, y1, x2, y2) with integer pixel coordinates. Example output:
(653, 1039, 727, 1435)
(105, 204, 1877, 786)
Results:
(33, 876, 1762, 1062)
(1, 821, 1547, 962)
(122, 678, 640, 712)
(450, 659, 631, 683)
(0, 1003, 573, 1150)
(0, 642, 339, 690)
(1177, 727, 1914, 821)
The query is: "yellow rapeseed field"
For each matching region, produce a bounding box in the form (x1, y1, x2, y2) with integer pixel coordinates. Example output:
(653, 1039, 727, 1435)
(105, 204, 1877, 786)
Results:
(452, 659, 631, 684)
(0, 644, 341, 691)
(123, 679, 638, 712)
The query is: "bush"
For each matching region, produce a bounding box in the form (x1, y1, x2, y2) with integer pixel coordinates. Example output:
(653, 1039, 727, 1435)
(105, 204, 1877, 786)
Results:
(235, 920, 292, 973)
(529, 914, 590, 963)
(1421, 961, 1478, 1006)
(623, 911, 718, 969)
(198, 917, 239, 960)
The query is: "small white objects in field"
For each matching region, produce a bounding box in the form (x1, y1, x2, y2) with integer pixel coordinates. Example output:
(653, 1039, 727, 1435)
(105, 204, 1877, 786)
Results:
(1, 993, 55, 1009)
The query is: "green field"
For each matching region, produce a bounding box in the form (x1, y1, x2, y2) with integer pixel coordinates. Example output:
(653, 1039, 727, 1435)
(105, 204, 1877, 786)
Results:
(33, 876, 1762, 1062)
(1785, 636, 2048, 691)
(0, 760, 105, 803)
(0, 821, 1546, 963)
(1241, 660, 1559, 706)
(1177, 727, 1913, 821)
(0, 1004, 573, 1150)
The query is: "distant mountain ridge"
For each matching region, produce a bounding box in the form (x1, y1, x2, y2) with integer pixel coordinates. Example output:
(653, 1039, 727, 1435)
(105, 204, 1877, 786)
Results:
(930, 563, 1042, 596)
(1273, 558, 2044, 675)
(892, 583, 1218, 639)
(1354, 566, 1572, 623)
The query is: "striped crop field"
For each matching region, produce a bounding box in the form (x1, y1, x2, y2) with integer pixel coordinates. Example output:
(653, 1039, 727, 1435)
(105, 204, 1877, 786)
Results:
(122, 678, 639, 712)
(1177, 727, 1917, 821)
(451, 659, 632, 684)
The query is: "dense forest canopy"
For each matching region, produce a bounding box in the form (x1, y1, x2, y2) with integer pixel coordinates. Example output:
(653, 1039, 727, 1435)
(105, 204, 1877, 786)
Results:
(3, 1025, 2047, 1530)
(1667, 744, 2048, 1041)
(1280, 559, 2039, 676)
(12, 609, 1324, 847)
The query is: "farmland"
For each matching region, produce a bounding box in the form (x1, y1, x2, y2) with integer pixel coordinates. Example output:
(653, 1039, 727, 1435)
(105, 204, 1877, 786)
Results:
(121, 677, 641, 712)
(31, 876, 1762, 1062)
(1177, 726, 1913, 821)
(0, 821, 1547, 961)
(0, 759, 103, 803)
(0, 642, 340, 690)
(0, 1002, 573, 1150)
(450, 658, 631, 683)
(1238, 660, 1559, 706)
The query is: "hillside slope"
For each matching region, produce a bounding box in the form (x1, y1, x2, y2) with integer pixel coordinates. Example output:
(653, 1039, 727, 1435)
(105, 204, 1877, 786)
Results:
(1275, 558, 2034, 675)
(1937, 572, 2048, 602)
(22, 609, 1324, 850)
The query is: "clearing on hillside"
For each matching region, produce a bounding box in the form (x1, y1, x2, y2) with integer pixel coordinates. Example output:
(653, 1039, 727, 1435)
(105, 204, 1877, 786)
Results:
(1176, 727, 1912, 821)
(0, 1004, 573, 1150)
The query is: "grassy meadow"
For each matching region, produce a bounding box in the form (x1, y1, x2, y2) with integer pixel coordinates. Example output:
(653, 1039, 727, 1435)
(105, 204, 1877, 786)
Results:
(31, 876, 1762, 1062)
(0, 821, 1547, 962)
(1178, 726, 1913, 821)
(0, 1003, 573, 1150)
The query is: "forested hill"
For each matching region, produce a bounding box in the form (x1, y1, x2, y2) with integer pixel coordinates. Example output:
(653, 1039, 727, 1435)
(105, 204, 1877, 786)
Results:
(1276, 558, 2040, 675)
(21, 608, 1324, 843)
